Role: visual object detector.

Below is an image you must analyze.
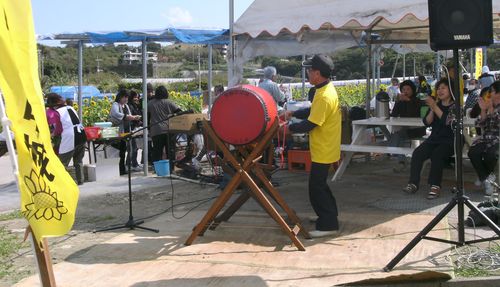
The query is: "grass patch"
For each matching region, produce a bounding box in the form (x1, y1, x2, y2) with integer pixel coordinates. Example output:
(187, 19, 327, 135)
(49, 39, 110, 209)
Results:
(0, 226, 25, 279)
(455, 267, 491, 277)
(0, 210, 23, 221)
(454, 245, 500, 278)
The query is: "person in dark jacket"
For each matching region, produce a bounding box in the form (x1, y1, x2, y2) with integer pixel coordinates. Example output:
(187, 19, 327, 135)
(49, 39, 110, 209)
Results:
(403, 78, 455, 199)
(127, 90, 143, 171)
(389, 80, 425, 171)
(468, 81, 500, 195)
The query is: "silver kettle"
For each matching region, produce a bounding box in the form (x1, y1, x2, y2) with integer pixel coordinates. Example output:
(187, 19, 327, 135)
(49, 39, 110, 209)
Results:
(375, 91, 390, 119)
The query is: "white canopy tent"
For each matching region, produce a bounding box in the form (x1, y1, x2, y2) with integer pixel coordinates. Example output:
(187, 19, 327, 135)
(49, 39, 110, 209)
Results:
(231, 0, 500, 111)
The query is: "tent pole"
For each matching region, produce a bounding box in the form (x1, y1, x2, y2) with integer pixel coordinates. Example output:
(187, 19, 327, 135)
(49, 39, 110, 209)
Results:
(77, 40, 83, 121)
(413, 54, 416, 79)
(208, 44, 213, 114)
(436, 51, 441, 80)
(141, 39, 149, 175)
(302, 54, 306, 99)
(228, 0, 234, 86)
(469, 49, 473, 79)
(403, 53, 406, 80)
(376, 47, 381, 90)
(391, 53, 399, 79)
(198, 46, 202, 92)
(371, 45, 376, 97)
(365, 33, 372, 118)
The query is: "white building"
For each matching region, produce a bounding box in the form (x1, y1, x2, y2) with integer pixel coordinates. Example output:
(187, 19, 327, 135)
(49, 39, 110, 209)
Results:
(122, 50, 158, 64)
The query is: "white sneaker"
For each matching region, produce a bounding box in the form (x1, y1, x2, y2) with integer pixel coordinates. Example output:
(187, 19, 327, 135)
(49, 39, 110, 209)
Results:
(309, 229, 339, 238)
(484, 174, 497, 195)
(131, 166, 142, 172)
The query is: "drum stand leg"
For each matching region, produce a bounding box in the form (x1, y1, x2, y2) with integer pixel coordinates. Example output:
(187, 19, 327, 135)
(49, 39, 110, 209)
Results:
(185, 120, 308, 250)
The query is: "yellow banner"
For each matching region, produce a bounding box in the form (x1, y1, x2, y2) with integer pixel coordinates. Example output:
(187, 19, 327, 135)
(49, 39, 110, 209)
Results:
(0, 0, 79, 244)
(475, 48, 483, 79)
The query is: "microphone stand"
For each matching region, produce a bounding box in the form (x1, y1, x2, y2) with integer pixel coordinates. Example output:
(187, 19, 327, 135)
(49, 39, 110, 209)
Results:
(94, 110, 192, 233)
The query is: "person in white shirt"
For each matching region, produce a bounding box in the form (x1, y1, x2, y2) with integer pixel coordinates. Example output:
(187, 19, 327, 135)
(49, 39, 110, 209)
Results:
(387, 77, 401, 102)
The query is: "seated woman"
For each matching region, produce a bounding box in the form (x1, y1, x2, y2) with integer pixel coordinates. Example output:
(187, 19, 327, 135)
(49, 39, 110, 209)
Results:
(468, 81, 500, 195)
(403, 78, 455, 199)
(389, 80, 425, 171)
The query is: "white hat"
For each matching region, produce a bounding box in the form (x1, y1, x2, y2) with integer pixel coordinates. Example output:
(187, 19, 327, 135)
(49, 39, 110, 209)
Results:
(482, 66, 490, 74)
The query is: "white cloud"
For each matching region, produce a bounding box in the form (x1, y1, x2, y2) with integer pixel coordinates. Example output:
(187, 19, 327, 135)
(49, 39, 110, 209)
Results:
(162, 7, 193, 26)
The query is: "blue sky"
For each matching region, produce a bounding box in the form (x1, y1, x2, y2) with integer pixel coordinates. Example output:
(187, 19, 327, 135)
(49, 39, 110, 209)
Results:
(32, 0, 254, 35)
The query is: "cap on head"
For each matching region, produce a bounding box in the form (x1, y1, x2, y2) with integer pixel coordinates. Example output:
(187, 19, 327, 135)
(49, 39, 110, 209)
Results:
(482, 66, 490, 74)
(302, 54, 334, 77)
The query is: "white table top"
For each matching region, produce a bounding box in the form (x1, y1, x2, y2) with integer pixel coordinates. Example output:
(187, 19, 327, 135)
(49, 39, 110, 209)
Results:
(352, 117, 475, 127)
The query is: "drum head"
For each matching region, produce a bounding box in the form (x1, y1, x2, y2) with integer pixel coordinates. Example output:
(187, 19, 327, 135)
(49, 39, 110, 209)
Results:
(211, 85, 276, 145)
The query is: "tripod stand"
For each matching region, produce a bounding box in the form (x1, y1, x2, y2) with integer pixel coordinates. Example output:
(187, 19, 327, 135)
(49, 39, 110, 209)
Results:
(384, 49, 500, 271)
(94, 131, 159, 233)
(93, 110, 192, 233)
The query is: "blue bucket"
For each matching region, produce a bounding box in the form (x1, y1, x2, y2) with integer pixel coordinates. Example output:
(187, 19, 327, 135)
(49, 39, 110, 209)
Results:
(153, 160, 170, 176)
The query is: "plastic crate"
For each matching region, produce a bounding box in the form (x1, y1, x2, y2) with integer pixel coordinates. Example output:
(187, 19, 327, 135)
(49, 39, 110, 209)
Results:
(287, 150, 311, 172)
(84, 127, 101, 141)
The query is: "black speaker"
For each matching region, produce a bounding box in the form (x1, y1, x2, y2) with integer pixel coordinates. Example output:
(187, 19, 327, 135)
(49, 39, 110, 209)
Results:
(428, 0, 493, 51)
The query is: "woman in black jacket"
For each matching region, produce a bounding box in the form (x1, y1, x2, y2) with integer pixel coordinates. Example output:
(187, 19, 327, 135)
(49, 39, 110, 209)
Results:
(403, 78, 455, 199)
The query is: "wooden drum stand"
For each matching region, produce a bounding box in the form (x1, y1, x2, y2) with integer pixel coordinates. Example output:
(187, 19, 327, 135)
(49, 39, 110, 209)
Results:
(185, 119, 310, 250)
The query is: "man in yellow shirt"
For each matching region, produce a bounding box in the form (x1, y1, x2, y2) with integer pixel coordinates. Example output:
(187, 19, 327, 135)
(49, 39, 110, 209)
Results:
(284, 54, 341, 238)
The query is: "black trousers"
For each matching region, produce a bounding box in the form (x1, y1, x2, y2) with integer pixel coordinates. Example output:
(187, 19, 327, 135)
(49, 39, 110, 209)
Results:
(152, 133, 176, 170)
(58, 143, 85, 184)
(118, 140, 127, 175)
(409, 142, 454, 188)
(309, 162, 339, 231)
(468, 142, 498, 181)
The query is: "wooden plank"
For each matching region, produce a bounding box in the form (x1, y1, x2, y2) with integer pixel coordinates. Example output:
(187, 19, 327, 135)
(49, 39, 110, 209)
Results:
(341, 144, 413, 155)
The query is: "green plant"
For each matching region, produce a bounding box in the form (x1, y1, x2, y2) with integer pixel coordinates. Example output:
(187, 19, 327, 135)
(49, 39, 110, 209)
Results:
(169, 91, 202, 113)
(0, 226, 25, 279)
(76, 96, 113, 127)
(289, 84, 366, 107)
(0, 210, 22, 222)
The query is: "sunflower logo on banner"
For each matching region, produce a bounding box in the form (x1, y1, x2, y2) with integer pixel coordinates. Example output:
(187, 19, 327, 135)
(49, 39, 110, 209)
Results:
(0, 0, 79, 245)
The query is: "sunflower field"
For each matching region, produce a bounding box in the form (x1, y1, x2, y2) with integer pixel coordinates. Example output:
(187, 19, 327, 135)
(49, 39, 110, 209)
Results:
(291, 84, 367, 107)
(75, 96, 113, 127)
(77, 92, 202, 127)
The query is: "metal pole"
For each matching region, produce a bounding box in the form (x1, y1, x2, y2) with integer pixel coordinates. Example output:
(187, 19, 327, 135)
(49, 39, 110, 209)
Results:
(228, 0, 234, 86)
(0, 91, 19, 185)
(436, 51, 441, 80)
(391, 53, 399, 79)
(452, 48, 465, 243)
(302, 54, 306, 99)
(403, 53, 406, 80)
(483, 47, 488, 66)
(469, 48, 476, 79)
(208, 44, 213, 114)
(371, 45, 376, 96)
(141, 40, 149, 175)
(376, 47, 381, 90)
(198, 46, 201, 92)
(77, 40, 83, 121)
(413, 54, 416, 79)
(365, 33, 372, 118)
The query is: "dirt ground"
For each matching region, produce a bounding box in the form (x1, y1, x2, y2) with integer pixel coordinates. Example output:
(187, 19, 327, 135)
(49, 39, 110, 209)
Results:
(0, 174, 222, 287)
(1, 154, 499, 286)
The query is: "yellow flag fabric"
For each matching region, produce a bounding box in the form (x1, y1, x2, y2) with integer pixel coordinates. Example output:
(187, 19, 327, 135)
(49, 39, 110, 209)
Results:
(475, 48, 483, 79)
(0, 0, 79, 244)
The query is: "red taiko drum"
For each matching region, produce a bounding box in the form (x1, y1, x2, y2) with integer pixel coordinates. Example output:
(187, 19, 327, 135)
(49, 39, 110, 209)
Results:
(210, 85, 278, 145)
